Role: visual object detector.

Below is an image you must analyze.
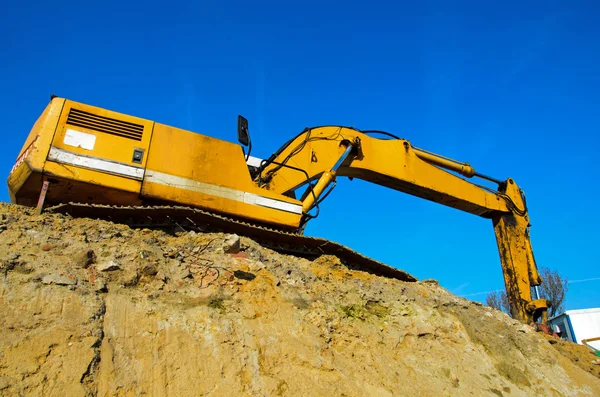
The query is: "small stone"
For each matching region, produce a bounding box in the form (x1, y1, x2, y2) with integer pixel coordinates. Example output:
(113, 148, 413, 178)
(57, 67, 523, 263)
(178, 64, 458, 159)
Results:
(517, 324, 534, 334)
(95, 279, 108, 293)
(122, 271, 140, 287)
(155, 271, 167, 282)
(223, 234, 241, 254)
(141, 264, 158, 277)
(40, 244, 53, 251)
(179, 268, 193, 280)
(233, 270, 256, 281)
(422, 279, 439, 285)
(13, 263, 32, 274)
(248, 261, 266, 272)
(42, 274, 77, 286)
(26, 230, 41, 238)
(97, 261, 120, 272)
(149, 279, 166, 291)
(73, 249, 96, 268)
(100, 233, 112, 240)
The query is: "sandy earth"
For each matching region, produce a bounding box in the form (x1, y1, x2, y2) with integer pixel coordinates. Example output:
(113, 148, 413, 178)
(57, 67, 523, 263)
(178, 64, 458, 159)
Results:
(0, 202, 598, 396)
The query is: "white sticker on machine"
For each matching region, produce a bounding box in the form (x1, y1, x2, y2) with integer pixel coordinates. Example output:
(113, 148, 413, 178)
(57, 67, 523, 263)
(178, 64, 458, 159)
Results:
(63, 129, 96, 150)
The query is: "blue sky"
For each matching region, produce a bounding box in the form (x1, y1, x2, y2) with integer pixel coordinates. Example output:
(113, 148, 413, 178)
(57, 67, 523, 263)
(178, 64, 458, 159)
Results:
(2, 1, 599, 311)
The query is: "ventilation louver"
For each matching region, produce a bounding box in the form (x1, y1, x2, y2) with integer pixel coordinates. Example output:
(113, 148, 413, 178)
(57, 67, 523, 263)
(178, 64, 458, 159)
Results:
(66, 108, 144, 141)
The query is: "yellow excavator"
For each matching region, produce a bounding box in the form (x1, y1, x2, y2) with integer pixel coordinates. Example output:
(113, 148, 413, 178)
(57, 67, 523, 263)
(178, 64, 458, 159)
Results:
(7, 96, 549, 324)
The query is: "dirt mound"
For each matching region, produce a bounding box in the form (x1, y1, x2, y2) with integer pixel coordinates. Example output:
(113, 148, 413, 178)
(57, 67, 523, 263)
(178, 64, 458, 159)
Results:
(544, 335, 600, 379)
(0, 202, 599, 396)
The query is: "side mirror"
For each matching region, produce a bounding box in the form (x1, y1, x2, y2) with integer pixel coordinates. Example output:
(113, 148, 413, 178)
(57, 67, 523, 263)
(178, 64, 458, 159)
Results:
(237, 116, 250, 146)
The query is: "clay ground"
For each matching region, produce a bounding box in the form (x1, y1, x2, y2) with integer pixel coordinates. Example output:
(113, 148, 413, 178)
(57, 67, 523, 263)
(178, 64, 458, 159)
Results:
(0, 203, 598, 396)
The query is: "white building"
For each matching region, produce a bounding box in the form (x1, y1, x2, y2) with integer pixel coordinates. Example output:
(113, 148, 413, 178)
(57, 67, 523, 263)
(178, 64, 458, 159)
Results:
(548, 308, 600, 352)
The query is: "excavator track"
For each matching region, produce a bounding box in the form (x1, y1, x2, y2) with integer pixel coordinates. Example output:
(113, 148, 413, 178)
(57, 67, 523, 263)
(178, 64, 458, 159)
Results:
(47, 203, 416, 282)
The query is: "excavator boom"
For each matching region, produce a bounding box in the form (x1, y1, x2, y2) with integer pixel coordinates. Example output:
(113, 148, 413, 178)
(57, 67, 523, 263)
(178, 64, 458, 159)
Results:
(7, 97, 548, 324)
(257, 126, 549, 323)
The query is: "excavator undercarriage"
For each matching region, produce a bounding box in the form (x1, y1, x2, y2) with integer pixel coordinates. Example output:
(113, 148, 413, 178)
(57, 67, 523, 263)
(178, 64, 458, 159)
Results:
(47, 202, 415, 282)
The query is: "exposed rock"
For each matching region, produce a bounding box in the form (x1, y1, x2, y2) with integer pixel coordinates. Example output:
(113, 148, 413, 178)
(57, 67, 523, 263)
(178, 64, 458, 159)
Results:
(223, 234, 241, 253)
(97, 261, 120, 272)
(175, 266, 192, 280)
(42, 274, 77, 286)
(144, 237, 158, 245)
(26, 229, 41, 239)
(40, 243, 53, 251)
(121, 270, 140, 287)
(72, 248, 96, 268)
(233, 269, 256, 281)
(141, 264, 158, 277)
(0, 202, 598, 396)
(95, 279, 108, 293)
(247, 260, 266, 272)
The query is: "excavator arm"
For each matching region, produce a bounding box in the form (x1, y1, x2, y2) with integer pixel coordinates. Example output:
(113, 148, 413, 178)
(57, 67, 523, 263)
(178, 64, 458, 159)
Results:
(256, 126, 549, 324)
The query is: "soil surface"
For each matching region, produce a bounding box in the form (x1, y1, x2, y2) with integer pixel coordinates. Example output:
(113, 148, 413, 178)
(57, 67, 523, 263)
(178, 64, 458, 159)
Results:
(1, 202, 599, 396)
